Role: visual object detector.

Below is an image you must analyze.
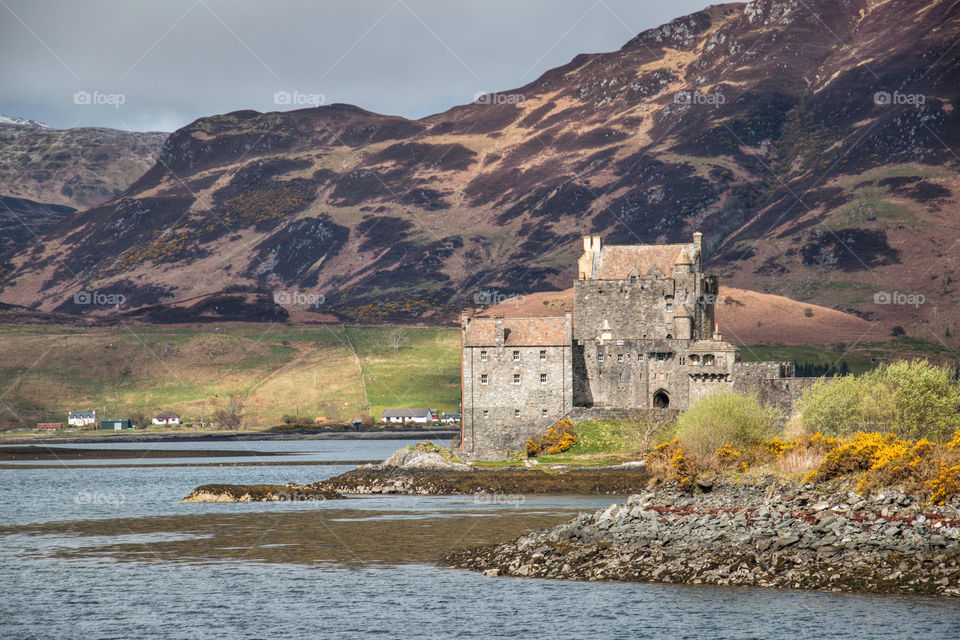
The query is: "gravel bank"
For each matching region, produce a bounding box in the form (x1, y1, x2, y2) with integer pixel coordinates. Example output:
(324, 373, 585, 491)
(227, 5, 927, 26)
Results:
(443, 481, 960, 597)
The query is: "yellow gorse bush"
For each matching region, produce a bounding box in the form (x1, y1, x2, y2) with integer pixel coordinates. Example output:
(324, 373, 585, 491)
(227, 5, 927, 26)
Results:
(526, 419, 578, 458)
(802, 429, 960, 503)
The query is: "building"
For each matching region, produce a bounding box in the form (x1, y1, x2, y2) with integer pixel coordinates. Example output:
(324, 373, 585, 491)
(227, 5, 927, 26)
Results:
(460, 233, 813, 459)
(152, 412, 181, 426)
(440, 412, 461, 424)
(36, 422, 62, 431)
(100, 418, 133, 431)
(460, 314, 573, 458)
(381, 408, 433, 424)
(68, 411, 96, 428)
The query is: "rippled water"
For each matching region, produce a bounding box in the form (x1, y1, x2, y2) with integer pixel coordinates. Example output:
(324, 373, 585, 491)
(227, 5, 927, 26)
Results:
(1, 439, 958, 639)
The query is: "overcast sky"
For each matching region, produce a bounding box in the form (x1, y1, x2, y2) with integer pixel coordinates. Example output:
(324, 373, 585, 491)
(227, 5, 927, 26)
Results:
(1, 0, 710, 132)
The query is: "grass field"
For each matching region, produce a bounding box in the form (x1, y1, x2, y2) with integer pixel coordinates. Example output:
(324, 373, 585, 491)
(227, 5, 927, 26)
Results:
(0, 322, 945, 431)
(0, 323, 460, 429)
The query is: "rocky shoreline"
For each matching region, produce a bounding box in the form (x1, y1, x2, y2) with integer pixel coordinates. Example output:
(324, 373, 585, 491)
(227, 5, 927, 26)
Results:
(182, 483, 343, 502)
(313, 467, 653, 496)
(442, 481, 960, 597)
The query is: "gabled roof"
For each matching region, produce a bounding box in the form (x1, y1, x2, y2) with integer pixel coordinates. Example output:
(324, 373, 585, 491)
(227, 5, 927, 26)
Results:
(154, 411, 180, 419)
(463, 316, 570, 347)
(69, 411, 95, 418)
(382, 408, 432, 418)
(590, 243, 696, 280)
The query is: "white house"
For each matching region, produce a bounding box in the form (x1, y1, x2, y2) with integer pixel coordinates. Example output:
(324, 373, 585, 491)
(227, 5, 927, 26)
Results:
(380, 408, 432, 424)
(68, 411, 96, 428)
(152, 411, 181, 426)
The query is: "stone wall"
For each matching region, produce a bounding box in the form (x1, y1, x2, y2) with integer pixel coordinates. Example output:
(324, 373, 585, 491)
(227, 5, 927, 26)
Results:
(461, 343, 573, 459)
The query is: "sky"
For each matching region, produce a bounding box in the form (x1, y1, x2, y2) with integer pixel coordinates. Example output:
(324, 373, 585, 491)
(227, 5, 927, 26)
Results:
(0, 0, 710, 132)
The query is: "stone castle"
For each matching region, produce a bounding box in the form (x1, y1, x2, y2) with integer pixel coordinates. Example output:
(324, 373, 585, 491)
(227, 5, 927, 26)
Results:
(460, 233, 811, 459)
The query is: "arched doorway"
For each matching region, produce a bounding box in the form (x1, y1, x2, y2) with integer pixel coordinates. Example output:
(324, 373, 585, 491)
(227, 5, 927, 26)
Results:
(653, 389, 670, 408)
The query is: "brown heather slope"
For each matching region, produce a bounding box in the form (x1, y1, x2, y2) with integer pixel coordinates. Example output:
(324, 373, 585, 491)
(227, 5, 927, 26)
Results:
(0, 0, 956, 344)
(476, 285, 886, 346)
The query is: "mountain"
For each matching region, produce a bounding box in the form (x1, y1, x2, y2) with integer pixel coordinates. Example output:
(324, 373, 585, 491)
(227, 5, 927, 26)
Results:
(0, 0, 957, 342)
(0, 116, 166, 243)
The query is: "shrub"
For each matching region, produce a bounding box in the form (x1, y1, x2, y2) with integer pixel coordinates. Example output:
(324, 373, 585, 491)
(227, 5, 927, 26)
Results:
(675, 391, 780, 459)
(526, 419, 577, 457)
(798, 360, 960, 441)
(803, 429, 960, 503)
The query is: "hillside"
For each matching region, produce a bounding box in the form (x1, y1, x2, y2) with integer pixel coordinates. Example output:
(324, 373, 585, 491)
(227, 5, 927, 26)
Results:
(0, 324, 460, 429)
(0, 0, 956, 345)
(476, 285, 889, 346)
(0, 116, 166, 250)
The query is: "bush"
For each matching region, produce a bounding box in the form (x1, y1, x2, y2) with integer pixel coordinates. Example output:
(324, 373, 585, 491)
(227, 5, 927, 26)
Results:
(674, 391, 780, 459)
(526, 419, 578, 457)
(798, 360, 960, 441)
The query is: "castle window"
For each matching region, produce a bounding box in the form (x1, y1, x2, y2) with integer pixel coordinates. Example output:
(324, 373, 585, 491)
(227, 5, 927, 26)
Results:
(616, 340, 624, 346)
(513, 350, 520, 361)
(666, 303, 673, 313)
(704, 354, 715, 366)
(617, 354, 624, 363)
(540, 373, 547, 384)
(679, 356, 686, 365)
(598, 353, 604, 363)
(539, 349, 547, 360)
(514, 409, 521, 418)
(480, 350, 488, 362)
(480, 374, 488, 385)
(690, 354, 700, 365)
(541, 409, 548, 417)
(483, 410, 489, 419)
(513, 373, 521, 385)
(638, 353, 644, 362)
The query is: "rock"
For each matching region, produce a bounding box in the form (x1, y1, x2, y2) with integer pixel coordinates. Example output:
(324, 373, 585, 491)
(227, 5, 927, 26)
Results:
(380, 442, 472, 471)
(482, 569, 499, 577)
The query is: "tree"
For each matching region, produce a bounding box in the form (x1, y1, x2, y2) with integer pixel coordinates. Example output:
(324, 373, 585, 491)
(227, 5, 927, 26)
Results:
(892, 325, 906, 337)
(388, 329, 409, 351)
(214, 396, 244, 428)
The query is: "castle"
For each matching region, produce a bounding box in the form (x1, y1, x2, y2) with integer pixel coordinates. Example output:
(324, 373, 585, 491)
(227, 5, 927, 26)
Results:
(460, 233, 811, 459)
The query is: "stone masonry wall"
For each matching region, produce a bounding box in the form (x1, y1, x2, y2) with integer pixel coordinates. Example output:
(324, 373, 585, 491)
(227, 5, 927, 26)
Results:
(462, 344, 573, 459)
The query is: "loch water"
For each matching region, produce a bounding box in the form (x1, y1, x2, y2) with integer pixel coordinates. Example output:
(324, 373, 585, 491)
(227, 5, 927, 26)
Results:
(1, 439, 958, 639)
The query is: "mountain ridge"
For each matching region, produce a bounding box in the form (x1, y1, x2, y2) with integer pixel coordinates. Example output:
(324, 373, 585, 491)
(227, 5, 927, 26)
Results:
(0, 0, 957, 346)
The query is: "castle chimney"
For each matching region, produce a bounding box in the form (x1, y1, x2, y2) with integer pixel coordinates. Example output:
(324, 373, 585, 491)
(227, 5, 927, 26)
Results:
(712, 321, 722, 341)
(583, 235, 592, 252)
(693, 232, 703, 268)
(591, 234, 602, 252)
(495, 317, 505, 346)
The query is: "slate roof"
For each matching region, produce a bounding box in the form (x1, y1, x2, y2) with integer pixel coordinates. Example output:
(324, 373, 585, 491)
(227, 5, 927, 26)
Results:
(382, 408, 432, 419)
(590, 243, 695, 280)
(463, 316, 570, 347)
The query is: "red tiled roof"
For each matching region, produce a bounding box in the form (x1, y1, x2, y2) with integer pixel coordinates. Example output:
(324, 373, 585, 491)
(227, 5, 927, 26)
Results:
(592, 243, 695, 280)
(463, 316, 570, 347)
